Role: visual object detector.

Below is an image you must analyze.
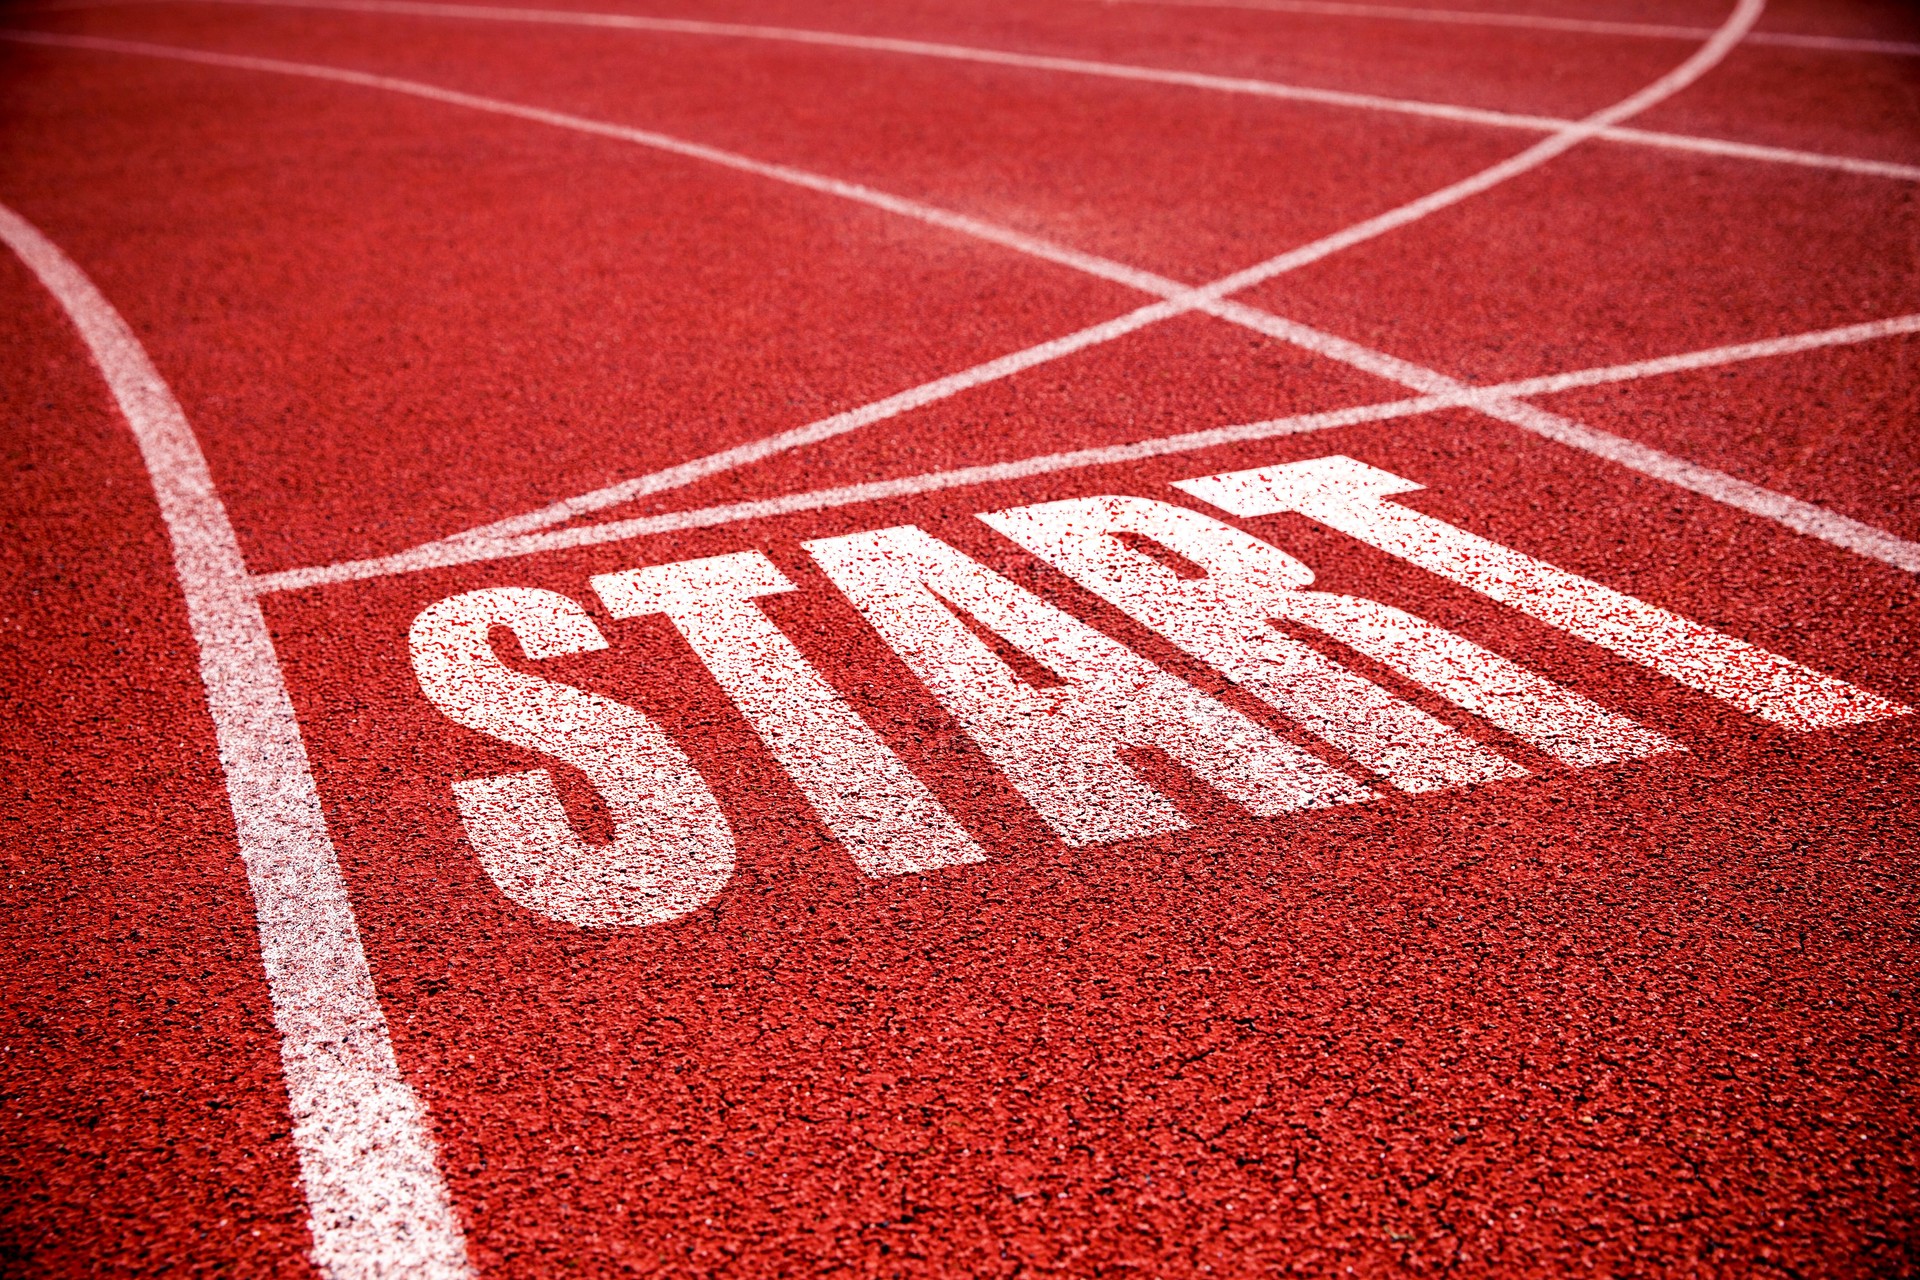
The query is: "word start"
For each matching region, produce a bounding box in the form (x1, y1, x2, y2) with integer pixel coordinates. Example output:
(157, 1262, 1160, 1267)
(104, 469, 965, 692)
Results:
(408, 456, 1907, 926)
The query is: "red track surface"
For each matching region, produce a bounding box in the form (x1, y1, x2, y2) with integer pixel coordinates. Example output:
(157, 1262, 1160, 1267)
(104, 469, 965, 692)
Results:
(2, 0, 1918, 1275)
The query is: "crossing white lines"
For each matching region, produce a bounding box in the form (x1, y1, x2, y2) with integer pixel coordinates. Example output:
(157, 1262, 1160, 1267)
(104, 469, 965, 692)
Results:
(246, 311, 1920, 593)
(12, 5, 1917, 589)
(11, 6, 1788, 540)
(23, 0, 1920, 587)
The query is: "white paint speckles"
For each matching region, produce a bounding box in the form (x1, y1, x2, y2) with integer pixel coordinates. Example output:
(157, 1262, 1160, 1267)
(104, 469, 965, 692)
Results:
(1175, 456, 1911, 732)
(0, 202, 473, 1280)
(591, 552, 985, 877)
(804, 525, 1373, 844)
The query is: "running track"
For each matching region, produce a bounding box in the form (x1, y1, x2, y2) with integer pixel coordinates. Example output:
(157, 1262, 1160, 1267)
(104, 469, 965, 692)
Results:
(1, 0, 1917, 1275)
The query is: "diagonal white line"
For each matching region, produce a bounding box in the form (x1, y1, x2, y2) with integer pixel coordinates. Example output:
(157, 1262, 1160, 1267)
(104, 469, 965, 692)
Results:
(1559, 125, 1917, 184)
(434, 300, 1193, 546)
(0, 201, 474, 1278)
(1743, 31, 1920, 56)
(255, 396, 1466, 592)
(0, 31, 1182, 294)
(115, 0, 1920, 183)
(1485, 396, 1920, 573)
(246, 312, 1920, 593)
(1102, 0, 1920, 58)
(1491, 314, 1920, 398)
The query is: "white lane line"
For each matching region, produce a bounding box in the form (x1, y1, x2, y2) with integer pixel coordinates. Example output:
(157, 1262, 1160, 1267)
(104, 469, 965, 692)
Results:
(1580, 126, 1917, 183)
(0, 204, 473, 1278)
(0, 31, 1188, 297)
(1199, 299, 1920, 575)
(437, 301, 1190, 546)
(1747, 31, 1920, 57)
(463, 279, 1920, 546)
(0, 29, 1215, 553)
(246, 312, 1920, 593)
(1103, 0, 1920, 57)
(1497, 396, 1920, 572)
(1171, 0, 1763, 300)
(108, 0, 1920, 183)
(28, 0, 1920, 58)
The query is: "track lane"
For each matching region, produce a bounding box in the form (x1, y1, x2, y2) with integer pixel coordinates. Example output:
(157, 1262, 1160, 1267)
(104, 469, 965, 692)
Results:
(34, 0, 1867, 585)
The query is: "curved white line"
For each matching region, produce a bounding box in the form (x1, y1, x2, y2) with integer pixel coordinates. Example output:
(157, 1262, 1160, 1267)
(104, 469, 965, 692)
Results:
(118, 0, 1920, 183)
(0, 202, 473, 1279)
(1177, 0, 1767, 297)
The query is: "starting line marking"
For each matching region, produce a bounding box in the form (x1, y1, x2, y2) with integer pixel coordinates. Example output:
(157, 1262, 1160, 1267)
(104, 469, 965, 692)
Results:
(407, 456, 1906, 928)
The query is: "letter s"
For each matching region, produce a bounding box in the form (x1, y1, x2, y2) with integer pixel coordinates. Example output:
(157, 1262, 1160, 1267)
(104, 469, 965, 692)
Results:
(409, 586, 733, 928)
